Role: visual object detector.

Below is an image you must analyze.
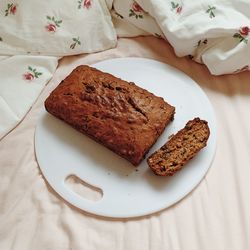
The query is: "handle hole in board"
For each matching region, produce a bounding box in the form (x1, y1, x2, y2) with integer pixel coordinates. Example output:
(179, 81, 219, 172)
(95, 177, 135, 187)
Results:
(65, 175, 103, 202)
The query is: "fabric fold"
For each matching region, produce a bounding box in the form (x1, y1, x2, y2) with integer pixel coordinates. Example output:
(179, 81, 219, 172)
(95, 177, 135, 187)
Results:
(0, 56, 58, 139)
(113, 0, 250, 75)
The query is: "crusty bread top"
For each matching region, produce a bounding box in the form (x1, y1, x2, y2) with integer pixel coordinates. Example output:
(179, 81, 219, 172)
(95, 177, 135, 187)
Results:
(45, 65, 175, 165)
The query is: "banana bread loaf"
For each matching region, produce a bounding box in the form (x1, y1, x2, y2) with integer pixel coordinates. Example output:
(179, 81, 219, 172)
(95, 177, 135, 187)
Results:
(45, 65, 175, 166)
(147, 118, 210, 175)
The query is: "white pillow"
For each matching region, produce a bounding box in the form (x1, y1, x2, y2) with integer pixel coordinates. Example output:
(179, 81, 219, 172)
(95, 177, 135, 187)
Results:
(0, 55, 58, 140)
(0, 0, 117, 56)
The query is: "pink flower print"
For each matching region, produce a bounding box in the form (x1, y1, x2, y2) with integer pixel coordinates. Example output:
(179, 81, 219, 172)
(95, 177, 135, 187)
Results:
(78, 0, 92, 9)
(239, 26, 250, 36)
(10, 4, 17, 14)
(233, 26, 249, 44)
(131, 2, 143, 12)
(45, 23, 56, 33)
(171, 2, 182, 14)
(23, 72, 34, 81)
(129, 1, 144, 19)
(5, 3, 17, 16)
(23, 66, 42, 81)
(45, 16, 62, 33)
(176, 6, 182, 14)
(83, 0, 92, 9)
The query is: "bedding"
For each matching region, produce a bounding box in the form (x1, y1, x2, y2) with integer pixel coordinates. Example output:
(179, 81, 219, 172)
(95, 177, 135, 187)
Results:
(0, 0, 250, 249)
(1, 36, 250, 250)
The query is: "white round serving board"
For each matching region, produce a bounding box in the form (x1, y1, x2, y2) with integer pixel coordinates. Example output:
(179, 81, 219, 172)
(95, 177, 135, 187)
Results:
(35, 57, 217, 218)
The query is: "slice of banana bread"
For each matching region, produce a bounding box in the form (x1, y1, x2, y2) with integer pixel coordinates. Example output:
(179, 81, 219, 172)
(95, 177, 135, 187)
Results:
(45, 65, 175, 166)
(147, 118, 210, 176)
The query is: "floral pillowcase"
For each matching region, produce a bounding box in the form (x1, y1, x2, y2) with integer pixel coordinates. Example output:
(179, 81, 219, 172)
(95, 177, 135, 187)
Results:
(113, 0, 250, 75)
(0, 0, 117, 56)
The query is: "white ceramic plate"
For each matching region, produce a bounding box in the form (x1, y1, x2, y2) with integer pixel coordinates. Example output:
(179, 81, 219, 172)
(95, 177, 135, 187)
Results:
(35, 58, 216, 218)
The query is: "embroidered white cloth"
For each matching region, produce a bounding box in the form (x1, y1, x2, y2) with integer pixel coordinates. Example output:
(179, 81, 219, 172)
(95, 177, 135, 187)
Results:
(0, 56, 58, 139)
(113, 0, 250, 75)
(0, 0, 250, 139)
(0, 0, 116, 56)
(0, 0, 117, 139)
(1, 36, 250, 250)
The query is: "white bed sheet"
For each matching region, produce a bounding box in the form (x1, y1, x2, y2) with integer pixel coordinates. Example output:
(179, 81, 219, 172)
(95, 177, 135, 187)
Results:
(0, 37, 250, 250)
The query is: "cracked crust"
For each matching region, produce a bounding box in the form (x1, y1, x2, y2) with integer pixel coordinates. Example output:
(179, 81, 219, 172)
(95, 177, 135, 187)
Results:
(147, 118, 210, 175)
(45, 65, 175, 166)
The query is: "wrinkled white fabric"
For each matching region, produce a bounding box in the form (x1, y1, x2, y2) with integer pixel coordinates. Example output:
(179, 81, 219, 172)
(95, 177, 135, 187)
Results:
(113, 0, 250, 75)
(0, 0, 117, 139)
(1, 37, 250, 250)
(0, 56, 58, 139)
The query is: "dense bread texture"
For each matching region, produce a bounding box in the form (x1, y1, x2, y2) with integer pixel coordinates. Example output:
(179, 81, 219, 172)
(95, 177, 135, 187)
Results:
(45, 65, 175, 166)
(147, 118, 210, 176)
